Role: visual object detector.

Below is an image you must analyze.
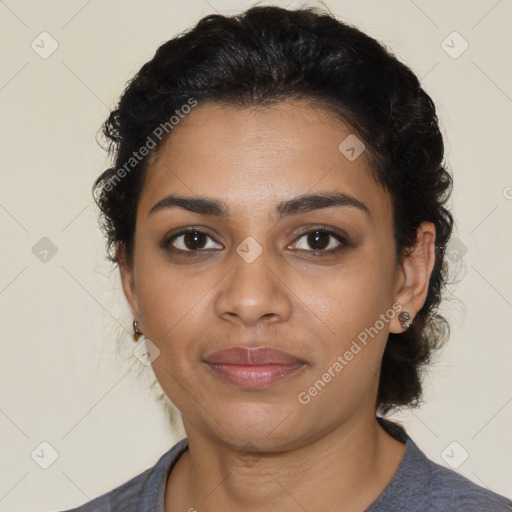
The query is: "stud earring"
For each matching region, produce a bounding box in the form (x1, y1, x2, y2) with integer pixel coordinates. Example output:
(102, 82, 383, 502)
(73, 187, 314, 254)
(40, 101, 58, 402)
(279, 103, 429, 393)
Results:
(398, 311, 412, 331)
(133, 318, 143, 341)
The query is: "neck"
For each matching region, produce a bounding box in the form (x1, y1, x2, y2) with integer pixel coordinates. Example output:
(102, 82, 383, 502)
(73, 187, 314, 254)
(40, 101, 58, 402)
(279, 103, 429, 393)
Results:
(165, 414, 406, 512)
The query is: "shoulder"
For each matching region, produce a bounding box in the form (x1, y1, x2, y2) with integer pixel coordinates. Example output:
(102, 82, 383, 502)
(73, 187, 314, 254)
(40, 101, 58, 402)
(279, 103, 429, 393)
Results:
(426, 455, 512, 511)
(58, 438, 189, 512)
(370, 421, 512, 512)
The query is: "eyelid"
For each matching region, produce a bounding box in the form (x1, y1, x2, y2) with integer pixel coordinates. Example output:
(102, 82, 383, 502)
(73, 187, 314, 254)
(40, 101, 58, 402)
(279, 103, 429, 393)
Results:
(293, 224, 348, 240)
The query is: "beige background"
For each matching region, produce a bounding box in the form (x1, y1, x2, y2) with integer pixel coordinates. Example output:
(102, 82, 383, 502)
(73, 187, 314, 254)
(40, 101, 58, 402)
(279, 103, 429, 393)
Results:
(0, 0, 511, 509)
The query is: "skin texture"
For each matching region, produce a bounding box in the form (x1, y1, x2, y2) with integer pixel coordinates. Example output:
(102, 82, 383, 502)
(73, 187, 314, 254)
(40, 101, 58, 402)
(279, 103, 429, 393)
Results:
(118, 99, 436, 511)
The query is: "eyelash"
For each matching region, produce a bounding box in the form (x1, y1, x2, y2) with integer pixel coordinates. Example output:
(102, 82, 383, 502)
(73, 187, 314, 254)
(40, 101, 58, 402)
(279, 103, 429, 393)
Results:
(161, 225, 349, 257)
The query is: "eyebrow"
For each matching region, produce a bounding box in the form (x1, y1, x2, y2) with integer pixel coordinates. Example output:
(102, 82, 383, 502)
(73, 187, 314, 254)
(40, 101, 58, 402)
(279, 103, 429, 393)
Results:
(148, 192, 370, 219)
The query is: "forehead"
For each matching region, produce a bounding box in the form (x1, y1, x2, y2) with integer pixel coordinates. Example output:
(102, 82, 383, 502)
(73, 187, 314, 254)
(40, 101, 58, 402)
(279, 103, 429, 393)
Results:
(138, 99, 391, 220)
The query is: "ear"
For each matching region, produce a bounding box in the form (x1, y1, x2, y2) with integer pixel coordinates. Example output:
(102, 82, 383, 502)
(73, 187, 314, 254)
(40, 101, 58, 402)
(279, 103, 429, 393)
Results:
(390, 221, 436, 334)
(116, 242, 141, 321)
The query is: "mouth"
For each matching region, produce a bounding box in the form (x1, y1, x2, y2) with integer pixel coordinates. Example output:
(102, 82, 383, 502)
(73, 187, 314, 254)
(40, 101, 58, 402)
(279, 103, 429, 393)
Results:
(203, 346, 306, 389)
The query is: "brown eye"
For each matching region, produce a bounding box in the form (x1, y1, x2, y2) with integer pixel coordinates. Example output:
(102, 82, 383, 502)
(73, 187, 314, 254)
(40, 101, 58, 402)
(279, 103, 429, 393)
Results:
(306, 231, 330, 250)
(183, 231, 207, 250)
(166, 229, 223, 253)
(291, 227, 347, 255)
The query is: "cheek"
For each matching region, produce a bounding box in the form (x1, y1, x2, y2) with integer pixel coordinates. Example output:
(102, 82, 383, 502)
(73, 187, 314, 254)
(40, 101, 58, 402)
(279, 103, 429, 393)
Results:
(133, 246, 195, 331)
(314, 261, 394, 337)
(301, 257, 397, 390)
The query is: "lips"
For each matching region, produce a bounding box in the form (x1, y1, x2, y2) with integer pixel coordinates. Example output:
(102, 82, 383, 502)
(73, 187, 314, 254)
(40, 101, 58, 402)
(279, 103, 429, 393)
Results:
(204, 346, 305, 366)
(203, 347, 306, 389)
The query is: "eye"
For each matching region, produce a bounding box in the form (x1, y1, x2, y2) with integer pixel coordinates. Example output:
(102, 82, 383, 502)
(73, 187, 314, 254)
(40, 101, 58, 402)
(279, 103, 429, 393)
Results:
(164, 228, 223, 253)
(162, 226, 348, 256)
(290, 227, 347, 255)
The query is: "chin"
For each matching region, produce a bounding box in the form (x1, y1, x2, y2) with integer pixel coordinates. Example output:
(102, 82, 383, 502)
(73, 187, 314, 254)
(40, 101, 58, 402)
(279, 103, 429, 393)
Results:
(206, 402, 305, 450)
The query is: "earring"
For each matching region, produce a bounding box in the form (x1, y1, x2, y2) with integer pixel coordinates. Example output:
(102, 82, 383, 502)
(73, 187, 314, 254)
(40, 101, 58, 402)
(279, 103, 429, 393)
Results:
(398, 311, 412, 331)
(133, 318, 143, 341)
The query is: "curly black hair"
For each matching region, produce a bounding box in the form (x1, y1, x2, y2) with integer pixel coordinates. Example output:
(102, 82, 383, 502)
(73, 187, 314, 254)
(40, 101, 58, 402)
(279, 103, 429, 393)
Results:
(93, 5, 453, 414)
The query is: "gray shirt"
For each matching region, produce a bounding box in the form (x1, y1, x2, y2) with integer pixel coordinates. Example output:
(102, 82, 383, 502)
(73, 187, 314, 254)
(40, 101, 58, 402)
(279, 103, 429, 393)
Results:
(61, 434, 512, 511)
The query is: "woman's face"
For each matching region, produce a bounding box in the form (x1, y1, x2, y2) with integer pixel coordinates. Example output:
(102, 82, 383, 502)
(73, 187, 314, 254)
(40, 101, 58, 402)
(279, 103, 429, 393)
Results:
(120, 99, 414, 450)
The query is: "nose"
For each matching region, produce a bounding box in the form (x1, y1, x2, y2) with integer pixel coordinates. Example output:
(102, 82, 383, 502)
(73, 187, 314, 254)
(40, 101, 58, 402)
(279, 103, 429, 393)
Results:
(215, 247, 292, 327)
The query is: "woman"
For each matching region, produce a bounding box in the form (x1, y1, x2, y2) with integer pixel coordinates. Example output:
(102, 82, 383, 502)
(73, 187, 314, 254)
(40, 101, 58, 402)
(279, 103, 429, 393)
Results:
(63, 5, 512, 511)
